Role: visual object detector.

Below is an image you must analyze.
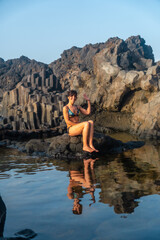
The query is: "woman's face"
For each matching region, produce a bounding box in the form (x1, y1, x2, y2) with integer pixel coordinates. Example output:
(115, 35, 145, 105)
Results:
(68, 95, 77, 104)
(72, 199, 82, 214)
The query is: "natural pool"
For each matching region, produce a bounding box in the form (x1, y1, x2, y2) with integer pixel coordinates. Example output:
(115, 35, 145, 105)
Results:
(0, 137, 160, 240)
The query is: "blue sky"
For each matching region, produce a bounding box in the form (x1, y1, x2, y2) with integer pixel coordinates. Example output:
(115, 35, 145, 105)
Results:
(0, 0, 160, 64)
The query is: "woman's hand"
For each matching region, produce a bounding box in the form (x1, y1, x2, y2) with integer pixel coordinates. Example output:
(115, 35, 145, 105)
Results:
(83, 94, 90, 101)
(79, 94, 91, 115)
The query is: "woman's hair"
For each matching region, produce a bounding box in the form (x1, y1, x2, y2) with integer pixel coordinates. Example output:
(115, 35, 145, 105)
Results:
(72, 203, 83, 215)
(68, 90, 77, 98)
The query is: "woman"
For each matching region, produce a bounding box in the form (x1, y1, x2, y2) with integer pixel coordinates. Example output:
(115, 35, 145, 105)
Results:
(63, 90, 98, 153)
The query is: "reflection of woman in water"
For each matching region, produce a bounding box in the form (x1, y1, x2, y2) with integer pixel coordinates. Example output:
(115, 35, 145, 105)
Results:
(63, 90, 98, 153)
(67, 158, 97, 214)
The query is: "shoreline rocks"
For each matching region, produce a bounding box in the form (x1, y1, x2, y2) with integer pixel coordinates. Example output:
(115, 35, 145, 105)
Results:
(0, 124, 66, 141)
(0, 132, 145, 160)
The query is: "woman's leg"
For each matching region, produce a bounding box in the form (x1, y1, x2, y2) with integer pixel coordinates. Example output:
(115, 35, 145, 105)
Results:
(69, 122, 94, 152)
(88, 120, 99, 152)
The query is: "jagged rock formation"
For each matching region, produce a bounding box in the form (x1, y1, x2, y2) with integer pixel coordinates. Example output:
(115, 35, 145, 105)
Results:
(49, 35, 159, 139)
(0, 66, 66, 130)
(0, 56, 66, 130)
(49, 35, 154, 92)
(0, 56, 48, 94)
(0, 35, 160, 139)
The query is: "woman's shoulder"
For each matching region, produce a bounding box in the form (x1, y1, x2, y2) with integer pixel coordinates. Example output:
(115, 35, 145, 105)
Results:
(63, 105, 69, 111)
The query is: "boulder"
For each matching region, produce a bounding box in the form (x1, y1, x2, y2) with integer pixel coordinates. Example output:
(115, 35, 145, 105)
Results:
(25, 139, 49, 154)
(46, 132, 144, 159)
(146, 64, 160, 75)
(141, 74, 159, 92)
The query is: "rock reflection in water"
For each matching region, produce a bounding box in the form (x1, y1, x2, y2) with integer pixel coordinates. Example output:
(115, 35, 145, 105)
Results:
(0, 146, 54, 178)
(0, 196, 6, 238)
(97, 143, 160, 214)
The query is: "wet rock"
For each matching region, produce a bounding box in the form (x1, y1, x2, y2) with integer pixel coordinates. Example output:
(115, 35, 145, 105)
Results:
(46, 132, 145, 159)
(70, 135, 82, 144)
(47, 133, 70, 156)
(15, 229, 37, 239)
(1, 131, 145, 160)
(25, 139, 49, 154)
(0, 139, 11, 146)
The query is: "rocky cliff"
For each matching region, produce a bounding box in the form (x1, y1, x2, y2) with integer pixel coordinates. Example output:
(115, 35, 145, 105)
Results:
(0, 35, 160, 139)
(0, 56, 65, 131)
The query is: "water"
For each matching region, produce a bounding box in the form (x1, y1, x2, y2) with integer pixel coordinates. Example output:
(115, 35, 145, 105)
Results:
(0, 139, 160, 240)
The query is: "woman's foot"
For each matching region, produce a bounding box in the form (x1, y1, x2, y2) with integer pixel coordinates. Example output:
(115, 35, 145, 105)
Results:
(89, 145, 99, 152)
(83, 146, 94, 153)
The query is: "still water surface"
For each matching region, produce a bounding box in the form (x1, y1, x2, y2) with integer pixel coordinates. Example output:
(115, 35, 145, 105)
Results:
(0, 137, 160, 240)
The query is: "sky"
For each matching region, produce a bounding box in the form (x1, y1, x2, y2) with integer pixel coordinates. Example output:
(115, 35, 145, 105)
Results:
(0, 0, 160, 64)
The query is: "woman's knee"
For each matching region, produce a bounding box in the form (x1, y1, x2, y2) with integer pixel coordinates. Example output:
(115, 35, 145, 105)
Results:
(84, 121, 90, 128)
(88, 120, 94, 125)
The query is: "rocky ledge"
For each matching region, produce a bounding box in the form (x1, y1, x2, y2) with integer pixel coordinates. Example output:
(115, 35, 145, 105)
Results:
(0, 132, 145, 160)
(0, 123, 66, 141)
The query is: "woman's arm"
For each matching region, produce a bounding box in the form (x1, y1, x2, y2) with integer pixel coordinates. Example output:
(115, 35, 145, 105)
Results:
(79, 101, 91, 115)
(79, 94, 91, 115)
(63, 106, 78, 126)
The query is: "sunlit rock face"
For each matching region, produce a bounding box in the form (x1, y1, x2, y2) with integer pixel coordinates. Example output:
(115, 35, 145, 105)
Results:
(50, 35, 159, 139)
(0, 35, 160, 139)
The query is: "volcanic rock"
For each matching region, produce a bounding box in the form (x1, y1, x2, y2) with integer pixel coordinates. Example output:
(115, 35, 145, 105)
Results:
(0, 35, 159, 139)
